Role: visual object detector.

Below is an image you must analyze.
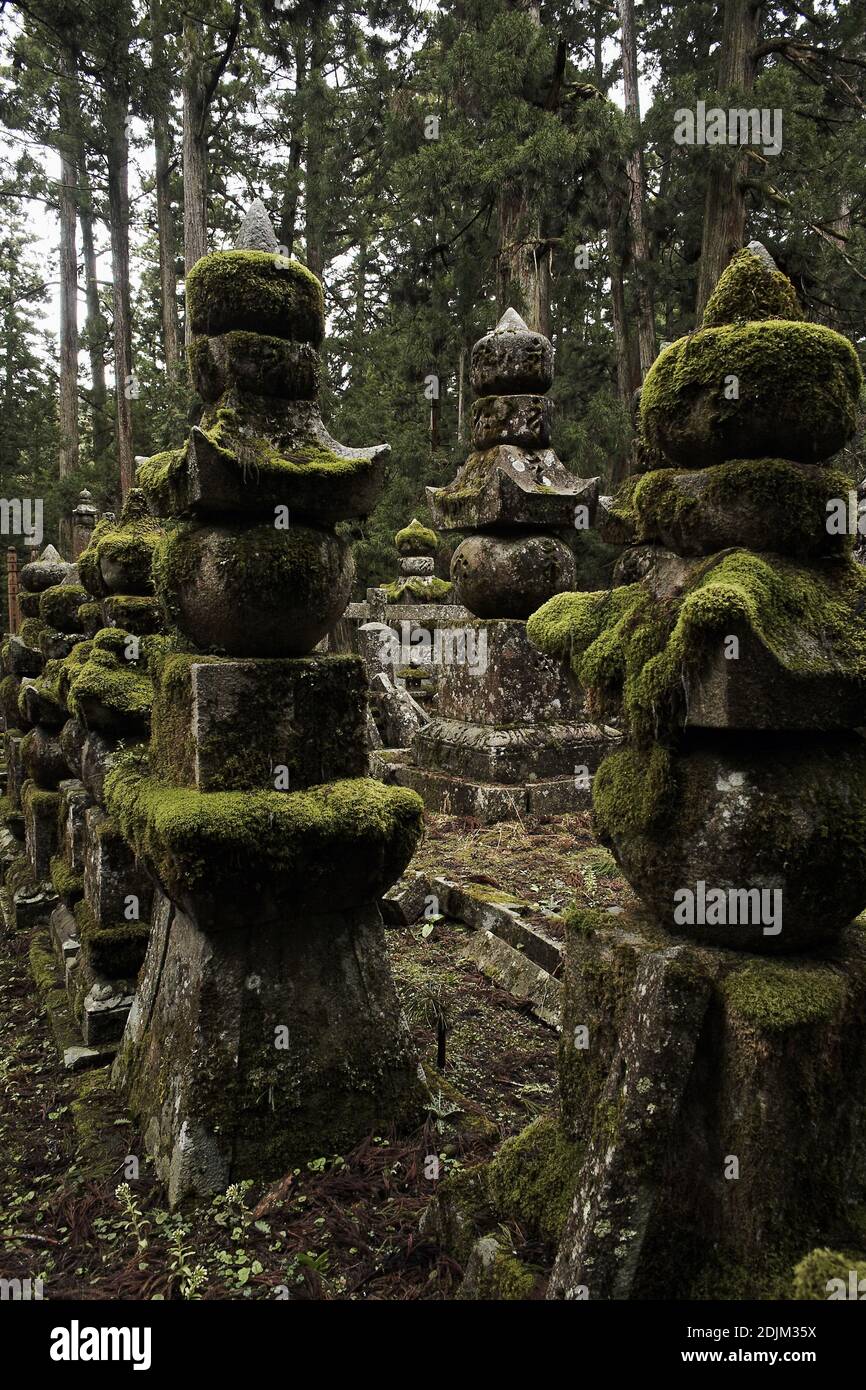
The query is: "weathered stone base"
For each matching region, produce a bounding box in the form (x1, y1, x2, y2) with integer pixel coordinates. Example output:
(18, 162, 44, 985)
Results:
(550, 907, 866, 1299)
(412, 716, 612, 783)
(113, 887, 426, 1205)
(374, 751, 589, 822)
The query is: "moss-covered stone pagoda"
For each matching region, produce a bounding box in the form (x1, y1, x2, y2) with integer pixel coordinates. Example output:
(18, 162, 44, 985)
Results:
(109, 203, 427, 1203)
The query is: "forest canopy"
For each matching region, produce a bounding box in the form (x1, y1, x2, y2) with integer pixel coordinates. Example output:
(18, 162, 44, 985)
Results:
(0, 0, 863, 593)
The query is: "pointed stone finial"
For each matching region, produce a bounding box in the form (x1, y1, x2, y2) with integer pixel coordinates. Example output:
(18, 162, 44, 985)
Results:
(746, 240, 778, 274)
(39, 544, 63, 564)
(495, 307, 530, 334)
(235, 199, 280, 253)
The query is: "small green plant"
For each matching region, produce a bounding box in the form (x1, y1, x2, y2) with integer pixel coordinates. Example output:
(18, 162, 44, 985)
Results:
(168, 1225, 208, 1299)
(115, 1182, 149, 1253)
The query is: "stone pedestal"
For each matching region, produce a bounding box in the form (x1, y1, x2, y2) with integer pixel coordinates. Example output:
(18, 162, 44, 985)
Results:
(382, 619, 615, 818)
(115, 888, 422, 1205)
(550, 907, 866, 1299)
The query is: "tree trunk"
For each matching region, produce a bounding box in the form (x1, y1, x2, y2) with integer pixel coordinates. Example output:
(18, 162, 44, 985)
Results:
(182, 13, 209, 337)
(106, 85, 134, 500)
(618, 0, 655, 379)
(304, 29, 327, 280)
(496, 191, 551, 335)
(58, 47, 79, 480)
(78, 173, 111, 465)
(151, 0, 181, 373)
(278, 36, 307, 258)
(695, 0, 764, 319)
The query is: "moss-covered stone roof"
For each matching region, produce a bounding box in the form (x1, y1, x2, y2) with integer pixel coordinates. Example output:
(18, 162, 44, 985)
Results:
(528, 551, 866, 745)
(394, 518, 438, 555)
(104, 755, 424, 910)
(639, 319, 862, 466)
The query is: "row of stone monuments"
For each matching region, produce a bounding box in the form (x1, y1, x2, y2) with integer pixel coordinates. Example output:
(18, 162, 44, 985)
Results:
(430, 243, 866, 1298)
(2, 215, 865, 1298)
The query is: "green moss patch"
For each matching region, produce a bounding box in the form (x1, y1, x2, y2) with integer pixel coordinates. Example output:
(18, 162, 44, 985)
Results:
(67, 639, 153, 731)
(723, 960, 847, 1033)
(74, 898, 149, 979)
(104, 756, 423, 908)
(77, 601, 102, 634)
(78, 492, 161, 598)
(792, 1247, 866, 1299)
(38, 584, 88, 635)
(395, 518, 437, 555)
(185, 249, 324, 342)
(485, 1115, 582, 1246)
(640, 320, 862, 465)
(701, 246, 803, 328)
(19, 617, 48, 651)
(383, 576, 452, 603)
(102, 594, 161, 635)
(529, 553, 866, 744)
(623, 459, 854, 559)
(50, 854, 83, 903)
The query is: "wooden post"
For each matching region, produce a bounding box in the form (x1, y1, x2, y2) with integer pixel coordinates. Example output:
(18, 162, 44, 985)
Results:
(7, 547, 19, 634)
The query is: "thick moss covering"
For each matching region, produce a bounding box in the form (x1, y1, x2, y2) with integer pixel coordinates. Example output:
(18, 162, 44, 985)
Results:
(19, 617, 49, 651)
(102, 594, 161, 635)
(66, 633, 153, 731)
(38, 583, 88, 634)
(138, 420, 375, 523)
(77, 601, 102, 635)
(529, 553, 866, 744)
(616, 458, 854, 559)
(701, 247, 803, 328)
(485, 1115, 582, 1246)
(640, 320, 862, 466)
(1, 673, 22, 726)
(74, 898, 149, 979)
(56, 639, 94, 704)
(135, 448, 186, 514)
(792, 1248, 866, 1299)
(395, 518, 438, 555)
(104, 755, 424, 911)
(18, 660, 67, 726)
(723, 960, 847, 1033)
(49, 853, 83, 903)
(78, 497, 161, 598)
(432, 1113, 582, 1266)
(382, 576, 452, 603)
(185, 249, 324, 342)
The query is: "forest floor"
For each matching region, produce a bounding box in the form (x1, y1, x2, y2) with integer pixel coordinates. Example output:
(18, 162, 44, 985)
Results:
(0, 810, 628, 1301)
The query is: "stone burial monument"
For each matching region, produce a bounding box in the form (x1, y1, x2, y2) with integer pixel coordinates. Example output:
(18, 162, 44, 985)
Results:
(378, 307, 614, 822)
(109, 203, 427, 1204)
(427, 246, 866, 1300)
